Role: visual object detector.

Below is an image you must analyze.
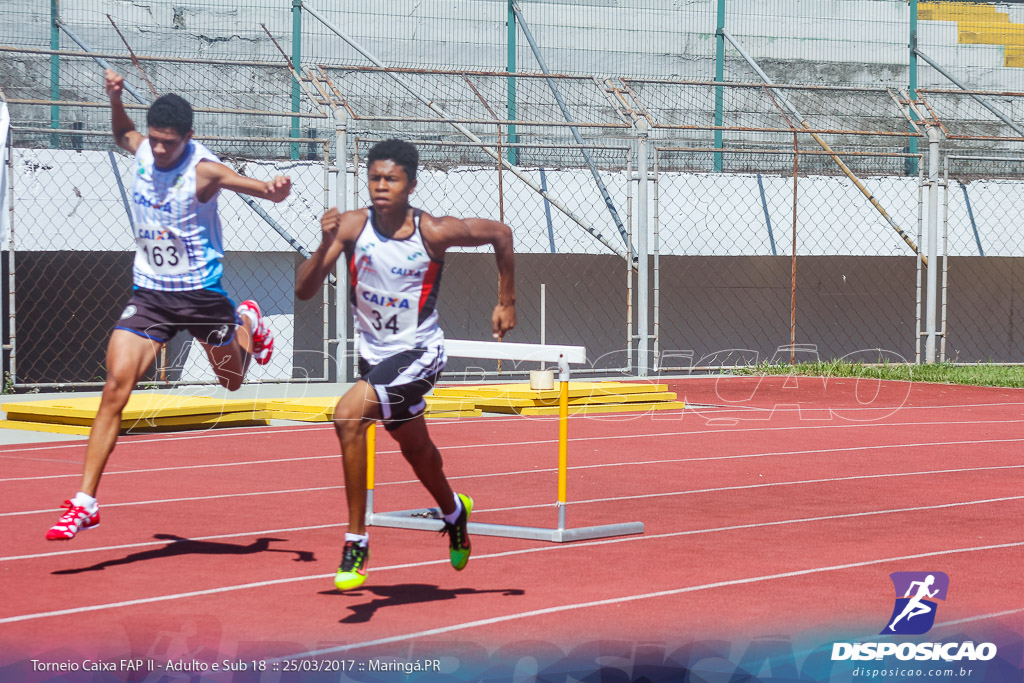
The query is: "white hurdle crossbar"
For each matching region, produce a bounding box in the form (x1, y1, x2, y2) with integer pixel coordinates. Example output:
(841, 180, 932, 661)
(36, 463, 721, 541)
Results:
(365, 339, 645, 542)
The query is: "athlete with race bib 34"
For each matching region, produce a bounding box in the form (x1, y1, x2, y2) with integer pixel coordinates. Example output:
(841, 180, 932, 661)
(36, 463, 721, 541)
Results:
(296, 138, 517, 591)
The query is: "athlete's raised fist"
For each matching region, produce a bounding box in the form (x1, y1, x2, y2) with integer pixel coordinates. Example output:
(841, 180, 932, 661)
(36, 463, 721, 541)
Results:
(320, 207, 341, 240)
(264, 175, 291, 203)
(104, 69, 125, 99)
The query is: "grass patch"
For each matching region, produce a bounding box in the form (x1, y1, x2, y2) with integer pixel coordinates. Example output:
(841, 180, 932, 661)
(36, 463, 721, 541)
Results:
(732, 360, 1024, 389)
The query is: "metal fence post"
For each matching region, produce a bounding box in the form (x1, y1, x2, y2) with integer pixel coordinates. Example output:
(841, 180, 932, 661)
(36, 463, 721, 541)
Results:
(334, 107, 348, 382)
(916, 159, 924, 364)
(291, 0, 302, 161)
(925, 126, 942, 363)
(5, 122, 14, 386)
(908, 0, 919, 176)
(636, 118, 650, 376)
(507, 0, 518, 165)
(50, 0, 60, 149)
(714, 0, 725, 173)
(2, 106, 9, 385)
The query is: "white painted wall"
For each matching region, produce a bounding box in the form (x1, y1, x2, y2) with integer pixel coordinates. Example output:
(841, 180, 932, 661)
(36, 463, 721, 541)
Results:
(0, 103, 8, 247)
(8, 147, 1017, 261)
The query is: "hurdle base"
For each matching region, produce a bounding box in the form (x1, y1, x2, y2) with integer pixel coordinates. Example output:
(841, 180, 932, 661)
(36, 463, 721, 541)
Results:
(367, 508, 644, 543)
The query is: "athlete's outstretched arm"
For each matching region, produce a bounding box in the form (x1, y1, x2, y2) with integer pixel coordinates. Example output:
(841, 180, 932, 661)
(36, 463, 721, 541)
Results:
(105, 69, 143, 154)
(434, 217, 516, 339)
(195, 162, 291, 203)
(295, 208, 363, 301)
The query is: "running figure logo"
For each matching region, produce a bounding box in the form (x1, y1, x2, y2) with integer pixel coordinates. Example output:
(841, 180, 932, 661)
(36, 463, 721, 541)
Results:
(882, 572, 949, 635)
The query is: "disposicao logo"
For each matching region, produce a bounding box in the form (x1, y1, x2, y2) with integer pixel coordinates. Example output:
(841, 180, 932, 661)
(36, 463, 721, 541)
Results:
(883, 571, 949, 635)
(831, 572, 998, 663)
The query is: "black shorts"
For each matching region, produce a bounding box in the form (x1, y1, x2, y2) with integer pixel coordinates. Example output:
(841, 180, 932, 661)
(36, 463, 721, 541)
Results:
(114, 288, 240, 346)
(359, 346, 445, 431)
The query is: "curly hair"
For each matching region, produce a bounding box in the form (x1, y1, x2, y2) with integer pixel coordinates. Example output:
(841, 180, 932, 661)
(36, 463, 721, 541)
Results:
(367, 138, 419, 183)
(147, 94, 193, 136)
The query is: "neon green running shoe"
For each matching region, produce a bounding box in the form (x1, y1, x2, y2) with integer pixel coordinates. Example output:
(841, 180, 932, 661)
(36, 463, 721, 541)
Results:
(334, 541, 369, 591)
(441, 493, 473, 570)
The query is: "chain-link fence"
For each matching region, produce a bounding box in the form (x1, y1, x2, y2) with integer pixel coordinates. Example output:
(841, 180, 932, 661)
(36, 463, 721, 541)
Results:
(652, 147, 925, 371)
(7, 127, 330, 387)
(348, 136, 636, 377)
(8, 31, 1024, 386)
(942, 154, 1024, 364)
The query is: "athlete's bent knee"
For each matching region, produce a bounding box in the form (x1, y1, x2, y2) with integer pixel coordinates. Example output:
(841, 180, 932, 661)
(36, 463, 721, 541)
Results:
(100, 375, 135, 410)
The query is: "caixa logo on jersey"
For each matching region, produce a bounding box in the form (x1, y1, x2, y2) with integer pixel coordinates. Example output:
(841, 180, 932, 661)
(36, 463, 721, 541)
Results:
(882, 571, 949, 635)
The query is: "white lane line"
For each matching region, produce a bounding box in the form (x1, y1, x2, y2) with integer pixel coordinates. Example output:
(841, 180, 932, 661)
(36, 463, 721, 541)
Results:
(1, 486, 342, 518)
(271, 540, 1024, 659)
(0, 423, 334, 456)
(3, 418, 1022, 484)
(1, 523, 345, 562)
(7, 447, 1024, 519)
(484, 463, 1024, 512)
(4, 520, 1024, 627)
(0, 403, 1022, 461)
(6, 494, 1023, 564)
(933, 608, 1024, 629)
(0, 454, 341, 483)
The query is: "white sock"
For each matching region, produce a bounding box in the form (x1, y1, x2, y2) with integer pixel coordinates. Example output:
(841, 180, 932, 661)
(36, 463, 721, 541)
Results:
(345, 532, 368, 547)
(72, 491, 97, 511)
(442, 492, 463, 525)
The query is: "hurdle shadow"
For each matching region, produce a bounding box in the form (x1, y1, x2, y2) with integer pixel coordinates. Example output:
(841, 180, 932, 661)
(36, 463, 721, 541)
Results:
(52, 534, 316, 574)
(319, 583, 526, 624)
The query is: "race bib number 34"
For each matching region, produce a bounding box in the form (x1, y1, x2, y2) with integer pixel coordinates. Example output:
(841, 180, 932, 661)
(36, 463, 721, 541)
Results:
(355, 282, 417, 346)
(135, 225, 189, 277)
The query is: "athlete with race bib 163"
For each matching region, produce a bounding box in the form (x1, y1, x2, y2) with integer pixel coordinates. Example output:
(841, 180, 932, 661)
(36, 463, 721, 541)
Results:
(46, 69, 291, 541)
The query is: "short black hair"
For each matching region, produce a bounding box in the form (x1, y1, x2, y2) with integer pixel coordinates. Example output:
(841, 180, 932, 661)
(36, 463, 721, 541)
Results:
(147, 94, 193, 137)
(367, 139, 418, 182)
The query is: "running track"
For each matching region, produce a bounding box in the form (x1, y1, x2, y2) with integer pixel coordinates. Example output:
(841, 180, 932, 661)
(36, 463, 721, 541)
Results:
(1, 376, 1023, 681)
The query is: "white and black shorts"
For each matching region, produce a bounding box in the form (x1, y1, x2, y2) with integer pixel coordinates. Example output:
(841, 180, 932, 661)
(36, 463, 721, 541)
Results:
(359, 346, 446, 431)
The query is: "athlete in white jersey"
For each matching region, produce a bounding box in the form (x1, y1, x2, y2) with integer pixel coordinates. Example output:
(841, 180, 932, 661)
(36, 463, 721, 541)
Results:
(46, 70, 292, 541)
(131, 135, 227, 293)
(296, 139, 516, 591)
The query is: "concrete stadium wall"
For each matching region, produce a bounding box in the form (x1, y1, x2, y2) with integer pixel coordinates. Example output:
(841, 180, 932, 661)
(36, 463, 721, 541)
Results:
(6, 0, 1024, 142)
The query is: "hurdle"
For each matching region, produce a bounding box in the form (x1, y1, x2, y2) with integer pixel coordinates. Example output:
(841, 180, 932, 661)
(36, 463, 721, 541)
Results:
(364, 339, 645, 542)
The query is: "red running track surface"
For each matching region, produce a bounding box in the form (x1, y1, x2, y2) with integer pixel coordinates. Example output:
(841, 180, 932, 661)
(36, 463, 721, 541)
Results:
(1, 377, 1022, 681)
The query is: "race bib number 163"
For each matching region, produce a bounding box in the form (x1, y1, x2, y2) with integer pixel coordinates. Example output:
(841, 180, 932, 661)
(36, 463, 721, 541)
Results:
(135, 225, 189, 277)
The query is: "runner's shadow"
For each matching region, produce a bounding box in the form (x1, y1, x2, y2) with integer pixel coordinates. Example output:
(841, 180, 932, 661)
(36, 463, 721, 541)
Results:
(52, 534, 316, 574)
(320, 583, 526, 624)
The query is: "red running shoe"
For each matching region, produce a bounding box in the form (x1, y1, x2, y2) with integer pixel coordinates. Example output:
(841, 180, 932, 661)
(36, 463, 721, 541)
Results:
(238, 300, 274, 365)
(46, 500, 100, 540)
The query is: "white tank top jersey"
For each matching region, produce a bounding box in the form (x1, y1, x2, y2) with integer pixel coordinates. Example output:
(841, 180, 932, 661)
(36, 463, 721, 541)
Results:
(131, 139, 226, 293)
(348, 208, 446, 365)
